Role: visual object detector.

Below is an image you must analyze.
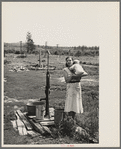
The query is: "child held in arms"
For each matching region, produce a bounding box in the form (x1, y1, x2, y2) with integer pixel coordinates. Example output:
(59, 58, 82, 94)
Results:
(69, 59, 87, 80)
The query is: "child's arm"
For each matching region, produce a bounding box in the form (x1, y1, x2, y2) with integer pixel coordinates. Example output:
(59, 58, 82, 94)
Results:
(76, 71, 84, 75)
(81, 71, 88, 77)
(71, 71, 88, 81)
(77, 65, 88, 77)
(69, 65, 76, 74)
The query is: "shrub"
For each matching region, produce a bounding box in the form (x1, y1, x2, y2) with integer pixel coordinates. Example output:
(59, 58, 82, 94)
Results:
(15, 50, 20, 54)
(4, 59, 11, 64)
(57, 116, 91, 142)
(4, 49, 15, 54)
(32, 50, 39, 55)
(58, 116, 77, 137)
(75, 51, 82, 57)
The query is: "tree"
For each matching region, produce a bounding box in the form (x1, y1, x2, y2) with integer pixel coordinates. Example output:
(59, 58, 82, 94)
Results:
(26, 32, 35, 53)
(75, 50, 82, 57)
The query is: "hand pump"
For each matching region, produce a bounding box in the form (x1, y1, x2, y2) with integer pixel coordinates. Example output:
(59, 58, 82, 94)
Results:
(45, 42, 50, 118)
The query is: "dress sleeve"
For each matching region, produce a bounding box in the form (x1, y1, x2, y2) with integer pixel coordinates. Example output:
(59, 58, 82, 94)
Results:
(63, 68, 72, 83)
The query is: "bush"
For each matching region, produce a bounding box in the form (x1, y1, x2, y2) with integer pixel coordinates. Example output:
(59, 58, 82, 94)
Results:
(17, 55, 27, 58)
(4, 49, 15, 54)
(15, 50, 20, 54)
(57, 115, 91, 142)
(32, 50, 39, 55)
(75, 51, 82, 57)
(58, 116, 77, 137)
(4, 59, 11, 64)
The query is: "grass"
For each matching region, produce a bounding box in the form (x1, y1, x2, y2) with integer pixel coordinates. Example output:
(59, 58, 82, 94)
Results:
(4, 53, 99, 144)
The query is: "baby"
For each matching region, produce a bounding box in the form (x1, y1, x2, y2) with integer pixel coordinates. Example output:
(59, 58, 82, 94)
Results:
(69, 59, 87, 76)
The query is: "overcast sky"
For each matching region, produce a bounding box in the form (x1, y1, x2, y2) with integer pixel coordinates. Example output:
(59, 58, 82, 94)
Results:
(2, 2, 119, 47)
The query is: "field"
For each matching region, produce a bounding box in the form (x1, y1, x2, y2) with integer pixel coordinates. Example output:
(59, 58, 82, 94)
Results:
(4, 53, 99, 145)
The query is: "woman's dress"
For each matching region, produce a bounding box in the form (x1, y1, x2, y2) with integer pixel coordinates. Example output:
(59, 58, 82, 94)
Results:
(63, 67, 83, 113)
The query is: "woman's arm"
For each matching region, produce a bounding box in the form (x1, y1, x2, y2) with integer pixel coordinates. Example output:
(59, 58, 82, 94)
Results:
(63, 69, 72, 83)
(71, 71, 88, 80)
(71, 73, 82, 80)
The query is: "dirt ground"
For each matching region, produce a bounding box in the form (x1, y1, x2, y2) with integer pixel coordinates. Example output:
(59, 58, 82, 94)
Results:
(3, 54, 99, 145)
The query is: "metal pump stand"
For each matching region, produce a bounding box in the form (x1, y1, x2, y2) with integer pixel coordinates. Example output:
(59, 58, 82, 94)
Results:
(44, 42, 50, 118)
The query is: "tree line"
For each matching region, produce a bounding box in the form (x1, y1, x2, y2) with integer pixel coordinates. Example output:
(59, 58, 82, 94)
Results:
(4, 32, 99, 56)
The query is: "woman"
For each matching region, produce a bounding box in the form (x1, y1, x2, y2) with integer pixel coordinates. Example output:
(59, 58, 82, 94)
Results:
(63, 56, 87, 119)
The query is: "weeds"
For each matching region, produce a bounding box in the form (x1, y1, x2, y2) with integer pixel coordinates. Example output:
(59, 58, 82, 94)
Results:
(58, 116, 76, 137)
(4, 59, 11, 64)
(52, 115, 91, 142)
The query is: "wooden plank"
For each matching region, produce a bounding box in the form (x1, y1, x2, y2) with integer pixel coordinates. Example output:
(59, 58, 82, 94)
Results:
(15, 112, 28, 136)
(27, 130, 42, 137)
(28, 119, 45, 135)
(40, 121, 55, 126)
(42, 125, 51, 133)
(27, 115, 36, 119)
(33, 117, 54, 123)
(11, 120, 17, 131)
(15, 112, 42, 137)
(38, 123, 54, 137)
(16, 119, 28, 136)
(16, 110, 33, 131)
(42, 125, 53, 137)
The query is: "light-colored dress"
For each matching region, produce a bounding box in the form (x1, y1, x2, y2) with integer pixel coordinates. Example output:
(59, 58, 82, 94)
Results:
(63, 67, 83, 113)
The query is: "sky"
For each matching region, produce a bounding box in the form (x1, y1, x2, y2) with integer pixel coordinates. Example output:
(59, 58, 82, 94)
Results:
(2, 2, 119, 47)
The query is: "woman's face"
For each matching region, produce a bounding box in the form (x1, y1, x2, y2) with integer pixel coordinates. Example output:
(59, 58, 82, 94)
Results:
(66, 57, 73, 67)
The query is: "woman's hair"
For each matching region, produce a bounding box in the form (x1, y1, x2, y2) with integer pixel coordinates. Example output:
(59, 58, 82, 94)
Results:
(65, 56, 73, 67)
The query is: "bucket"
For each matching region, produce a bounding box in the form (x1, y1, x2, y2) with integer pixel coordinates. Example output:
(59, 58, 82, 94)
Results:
(54, 109, 64, 126)
(27, 101, 45, 116)
(27, 103, 36, 115)
(36, 104, 45, 120)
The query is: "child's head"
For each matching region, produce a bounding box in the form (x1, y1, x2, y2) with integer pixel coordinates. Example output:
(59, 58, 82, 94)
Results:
(73, 59, 80, 64)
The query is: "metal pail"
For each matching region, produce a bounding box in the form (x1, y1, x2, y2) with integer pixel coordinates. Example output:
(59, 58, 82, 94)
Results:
(54, 109, 64, 126)
(27, 101, 45, 116)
